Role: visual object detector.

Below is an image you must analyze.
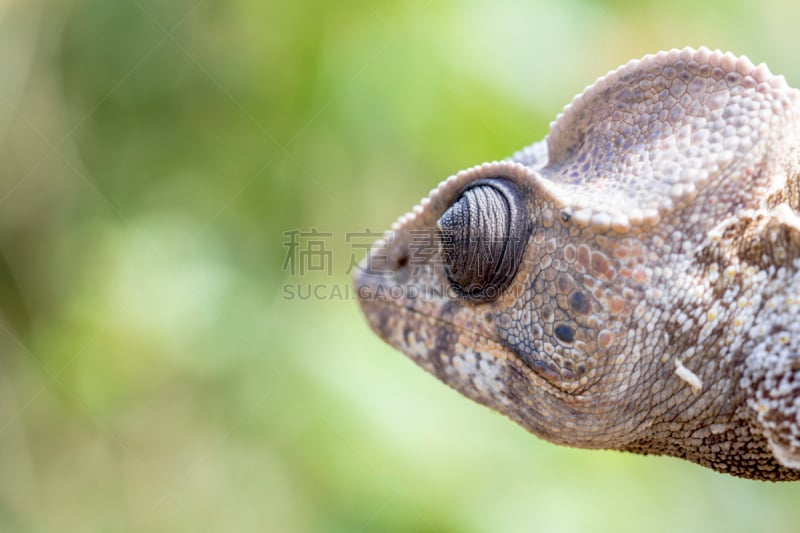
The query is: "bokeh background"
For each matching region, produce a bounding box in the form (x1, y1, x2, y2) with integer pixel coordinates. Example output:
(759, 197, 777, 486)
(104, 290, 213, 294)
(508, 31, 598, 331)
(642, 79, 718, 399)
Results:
(1, 0, 799, 531)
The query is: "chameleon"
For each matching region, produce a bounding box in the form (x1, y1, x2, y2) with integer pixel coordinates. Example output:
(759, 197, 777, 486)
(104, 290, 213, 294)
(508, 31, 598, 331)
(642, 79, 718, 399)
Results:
(353, 47, 800, 481)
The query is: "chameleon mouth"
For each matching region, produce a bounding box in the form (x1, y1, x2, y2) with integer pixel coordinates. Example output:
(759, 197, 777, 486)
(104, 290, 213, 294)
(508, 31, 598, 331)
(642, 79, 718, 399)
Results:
(354, 284, 522, 413)
(352, 229, 649, 449)
(354, 288, 616, 448)
(353, 252, 571, 400)
(353, 249, 508, 381)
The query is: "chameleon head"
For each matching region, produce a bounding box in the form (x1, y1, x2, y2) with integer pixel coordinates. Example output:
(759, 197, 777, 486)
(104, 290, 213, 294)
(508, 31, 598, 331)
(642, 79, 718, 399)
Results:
(354, 47, 800, 455)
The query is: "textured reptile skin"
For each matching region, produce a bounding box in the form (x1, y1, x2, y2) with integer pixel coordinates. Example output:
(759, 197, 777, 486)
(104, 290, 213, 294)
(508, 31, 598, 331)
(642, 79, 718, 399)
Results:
(354, 48, 800, 481)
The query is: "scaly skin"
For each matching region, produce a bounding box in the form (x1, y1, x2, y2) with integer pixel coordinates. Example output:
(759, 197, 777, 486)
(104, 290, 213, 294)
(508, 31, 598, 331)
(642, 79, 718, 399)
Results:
(354, 47, 800, 480)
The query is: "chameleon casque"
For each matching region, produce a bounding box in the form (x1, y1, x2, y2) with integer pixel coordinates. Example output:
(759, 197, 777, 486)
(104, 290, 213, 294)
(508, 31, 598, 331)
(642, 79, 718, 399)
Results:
(353, 47, 800, 480)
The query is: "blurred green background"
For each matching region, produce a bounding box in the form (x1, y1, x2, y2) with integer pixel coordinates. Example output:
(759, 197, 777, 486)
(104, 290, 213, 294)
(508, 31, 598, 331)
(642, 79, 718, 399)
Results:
(1, 0, 799, 531)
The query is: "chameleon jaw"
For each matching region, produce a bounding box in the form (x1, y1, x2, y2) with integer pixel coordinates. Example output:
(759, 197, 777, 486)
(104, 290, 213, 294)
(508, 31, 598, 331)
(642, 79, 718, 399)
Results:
(353, 255, 642, 449)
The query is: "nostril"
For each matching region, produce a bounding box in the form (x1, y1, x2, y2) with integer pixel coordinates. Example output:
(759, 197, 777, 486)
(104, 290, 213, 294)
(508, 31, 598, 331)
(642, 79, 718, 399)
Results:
(396, 254, 408, 268)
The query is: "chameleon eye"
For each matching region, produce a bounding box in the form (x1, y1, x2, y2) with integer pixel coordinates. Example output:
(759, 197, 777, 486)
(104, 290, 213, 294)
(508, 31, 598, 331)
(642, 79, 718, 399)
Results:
(437, 179, 528, 301)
